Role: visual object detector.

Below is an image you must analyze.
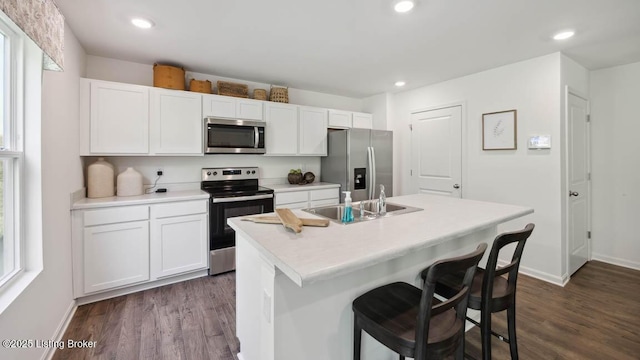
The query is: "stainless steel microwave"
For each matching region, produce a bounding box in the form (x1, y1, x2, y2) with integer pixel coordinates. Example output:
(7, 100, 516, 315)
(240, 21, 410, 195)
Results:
(204, 117, 266, 154)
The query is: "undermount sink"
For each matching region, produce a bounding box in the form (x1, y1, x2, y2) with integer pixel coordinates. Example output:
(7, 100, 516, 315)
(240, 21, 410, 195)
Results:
(302, 201, 423, 224)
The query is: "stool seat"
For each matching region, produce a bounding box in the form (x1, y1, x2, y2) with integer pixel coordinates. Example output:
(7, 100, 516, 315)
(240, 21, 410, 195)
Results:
(352, 243, 487, 360)
(419, 223, 535, 360)
(353, 282, 463, 354)
(432, 268, 516, 311)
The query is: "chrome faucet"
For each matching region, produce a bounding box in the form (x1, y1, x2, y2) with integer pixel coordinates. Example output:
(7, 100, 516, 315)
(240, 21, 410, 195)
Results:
(378, 184, 386, 215)
(359, 201, 365, 219)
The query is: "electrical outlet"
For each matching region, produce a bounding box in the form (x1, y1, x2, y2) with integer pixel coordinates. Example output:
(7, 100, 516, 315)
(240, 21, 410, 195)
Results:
(156, 168, 164, 176)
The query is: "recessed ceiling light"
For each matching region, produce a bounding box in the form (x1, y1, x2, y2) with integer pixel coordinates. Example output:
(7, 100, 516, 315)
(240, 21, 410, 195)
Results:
(553, 30, 575, 40)
(394, 0, 415, 13)
(131, 17, 154, 29)
(395, 81, 406, 87)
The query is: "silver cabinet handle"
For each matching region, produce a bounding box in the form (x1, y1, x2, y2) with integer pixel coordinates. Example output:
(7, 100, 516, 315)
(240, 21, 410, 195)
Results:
(569, 191, 579, 197)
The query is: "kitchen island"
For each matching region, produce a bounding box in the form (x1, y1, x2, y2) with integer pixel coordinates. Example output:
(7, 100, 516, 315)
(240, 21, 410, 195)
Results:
(228, 194, 533, 360)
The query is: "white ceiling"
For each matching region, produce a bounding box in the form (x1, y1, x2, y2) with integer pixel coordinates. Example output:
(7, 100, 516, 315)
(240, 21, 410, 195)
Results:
(56, 0, 640, 98)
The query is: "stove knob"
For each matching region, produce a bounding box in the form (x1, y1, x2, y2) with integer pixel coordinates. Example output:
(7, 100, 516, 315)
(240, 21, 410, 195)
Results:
(207, 171, 212, 176)
(213, 171, 218, 176)
(252, 170, 256, 174)
(246, 170, 250, 174)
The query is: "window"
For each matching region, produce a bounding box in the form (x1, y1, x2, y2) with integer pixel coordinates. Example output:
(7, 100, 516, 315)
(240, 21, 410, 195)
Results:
(0, 15, 23, 287)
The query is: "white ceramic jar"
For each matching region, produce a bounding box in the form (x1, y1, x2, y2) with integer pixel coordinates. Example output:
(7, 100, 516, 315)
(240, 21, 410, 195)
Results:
(117, 167, 144, 196)
(87, 158, 115, 198)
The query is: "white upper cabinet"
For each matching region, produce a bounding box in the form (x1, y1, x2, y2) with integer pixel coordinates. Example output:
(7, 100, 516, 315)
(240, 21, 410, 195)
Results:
(352, 112, 373, 129)
(298, 106, 328, 156)
(202, 94, 264, 120)
(150, 88, 203, 155)
(328, 109, 352, 129)
(202, 93, 236, 118)
(236, 99, 264, 120)
(265, 102, 298, 155)
(82, 79, 150, 154)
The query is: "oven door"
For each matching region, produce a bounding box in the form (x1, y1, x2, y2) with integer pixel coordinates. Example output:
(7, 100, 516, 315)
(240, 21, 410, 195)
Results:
(209, 193, 274, 250)
(205, 117, 265, 154)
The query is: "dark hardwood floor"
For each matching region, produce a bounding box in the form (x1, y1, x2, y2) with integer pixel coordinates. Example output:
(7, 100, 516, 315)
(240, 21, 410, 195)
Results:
(54, 261, 640, 359)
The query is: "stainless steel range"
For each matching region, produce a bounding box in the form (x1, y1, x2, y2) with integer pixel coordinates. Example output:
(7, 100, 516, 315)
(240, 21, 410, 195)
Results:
(201, 167, 274, 275)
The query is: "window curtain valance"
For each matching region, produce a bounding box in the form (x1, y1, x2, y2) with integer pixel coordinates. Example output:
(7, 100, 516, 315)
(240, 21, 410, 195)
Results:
(0, 0, 64, 71)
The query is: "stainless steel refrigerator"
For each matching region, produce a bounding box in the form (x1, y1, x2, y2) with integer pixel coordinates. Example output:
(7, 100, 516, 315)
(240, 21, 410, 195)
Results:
(321, 128, 393, 203)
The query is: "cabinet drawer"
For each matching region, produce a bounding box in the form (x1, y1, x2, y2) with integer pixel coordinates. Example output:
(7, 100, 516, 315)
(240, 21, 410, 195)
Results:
(275, 191, 309, 205)
(310, 188, 339, 201)
(276, 202, 308, 210)
(84, 205, 149, 227)
(153, 200, 208, 219)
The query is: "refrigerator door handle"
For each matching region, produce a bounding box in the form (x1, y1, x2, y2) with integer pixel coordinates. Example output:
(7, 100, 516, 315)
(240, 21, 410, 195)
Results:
(367, 146, 373, 200)
(371, 146, 377, 200)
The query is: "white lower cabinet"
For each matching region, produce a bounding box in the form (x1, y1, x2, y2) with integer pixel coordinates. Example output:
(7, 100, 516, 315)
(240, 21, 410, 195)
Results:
(151, 202, 208, 279)
(83, 220, 150, 294)
(275, 187, 340, 209)
(72, 199, 209, 299)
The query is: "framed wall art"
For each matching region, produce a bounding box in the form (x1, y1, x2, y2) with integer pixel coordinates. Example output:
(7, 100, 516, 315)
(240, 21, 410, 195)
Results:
(482, 109, 517, 150)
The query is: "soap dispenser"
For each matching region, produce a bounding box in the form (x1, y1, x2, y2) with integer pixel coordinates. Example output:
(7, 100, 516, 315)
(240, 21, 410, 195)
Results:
(342, 191, 354, 223)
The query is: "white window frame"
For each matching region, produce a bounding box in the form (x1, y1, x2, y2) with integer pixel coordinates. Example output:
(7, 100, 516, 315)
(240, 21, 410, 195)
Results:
(0, 12, 24, 289)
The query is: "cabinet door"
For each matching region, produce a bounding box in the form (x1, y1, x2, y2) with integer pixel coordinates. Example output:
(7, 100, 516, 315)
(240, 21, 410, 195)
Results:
(265, 103, 298, 155)
(202, 94, 236, 118)
(352, 112, 373, 129)
(83, 221, 149, 294)
(328, 109, 352, 129)
(151, 214, 208, 278)
(237, 99, 264, 120)
(89, 81, 149, 154)
(150, 89, 203, 155)
(299, 106, 328, 155)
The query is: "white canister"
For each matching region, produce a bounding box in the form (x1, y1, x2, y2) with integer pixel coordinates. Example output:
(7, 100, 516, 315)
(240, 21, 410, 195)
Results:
(87, 157, 115, 198)
(117, 167, 144, 197)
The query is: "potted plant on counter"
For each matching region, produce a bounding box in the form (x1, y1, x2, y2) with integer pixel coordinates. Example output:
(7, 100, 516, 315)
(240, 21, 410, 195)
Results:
(288, 169, 303, 184)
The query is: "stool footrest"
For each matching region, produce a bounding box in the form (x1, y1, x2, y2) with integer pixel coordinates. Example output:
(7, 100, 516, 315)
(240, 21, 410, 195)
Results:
(465, 316, 511, 344)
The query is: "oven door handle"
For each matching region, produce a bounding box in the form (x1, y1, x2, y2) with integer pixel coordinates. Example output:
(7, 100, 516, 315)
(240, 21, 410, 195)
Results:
(254, 127, 260, 148)
(212, 194, 274, 203)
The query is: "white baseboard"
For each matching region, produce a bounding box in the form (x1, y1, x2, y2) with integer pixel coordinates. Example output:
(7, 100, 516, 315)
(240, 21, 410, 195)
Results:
(591, 253, 640, 271)
(497, 259, 566, 286)
(42, 300, 77, 360)
(76, 270, 208, 306)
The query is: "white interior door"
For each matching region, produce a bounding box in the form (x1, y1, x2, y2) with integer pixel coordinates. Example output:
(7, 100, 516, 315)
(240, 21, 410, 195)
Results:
(411, 106, 462, 197)
(568, 92, 590, 276)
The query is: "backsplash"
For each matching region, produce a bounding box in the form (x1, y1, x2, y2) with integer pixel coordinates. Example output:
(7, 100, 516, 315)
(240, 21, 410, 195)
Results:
(81, 155, 322, 191)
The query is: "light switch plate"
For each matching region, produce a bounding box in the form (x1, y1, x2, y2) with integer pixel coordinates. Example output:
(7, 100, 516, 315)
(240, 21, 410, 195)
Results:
(528, 135, 551, 149)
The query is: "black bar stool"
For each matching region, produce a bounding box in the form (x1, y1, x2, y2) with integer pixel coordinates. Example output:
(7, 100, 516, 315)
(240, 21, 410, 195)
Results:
(420, 223, 535, 360)
(352, 243, 487, 360)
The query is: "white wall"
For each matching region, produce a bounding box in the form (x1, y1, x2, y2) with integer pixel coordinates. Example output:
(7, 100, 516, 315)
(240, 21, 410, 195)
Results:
(0, 23, 86, 360)
(362, 92, 392, 130)
(590, 61, 640, 270)
(390, 53, 563, 283)
(83, 155, 321, 191)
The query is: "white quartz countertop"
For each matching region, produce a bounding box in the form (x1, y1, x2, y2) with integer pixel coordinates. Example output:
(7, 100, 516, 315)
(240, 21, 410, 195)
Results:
(267, 182, 340, 193)
(228, 194, 533, 287)
(72, 190, 210, 210)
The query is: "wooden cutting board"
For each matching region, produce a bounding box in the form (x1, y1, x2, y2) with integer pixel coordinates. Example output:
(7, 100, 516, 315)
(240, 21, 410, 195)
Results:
(275, 208, 304, 233)
(242, 216, 330, 227)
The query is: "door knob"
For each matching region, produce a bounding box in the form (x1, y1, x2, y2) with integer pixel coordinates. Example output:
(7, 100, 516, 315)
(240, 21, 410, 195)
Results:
(569, 191, 579, 197)
(453, 184, 460, 189)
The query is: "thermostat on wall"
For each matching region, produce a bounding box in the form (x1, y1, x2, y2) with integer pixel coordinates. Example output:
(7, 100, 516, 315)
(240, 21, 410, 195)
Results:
(528, 135, 551, 149)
